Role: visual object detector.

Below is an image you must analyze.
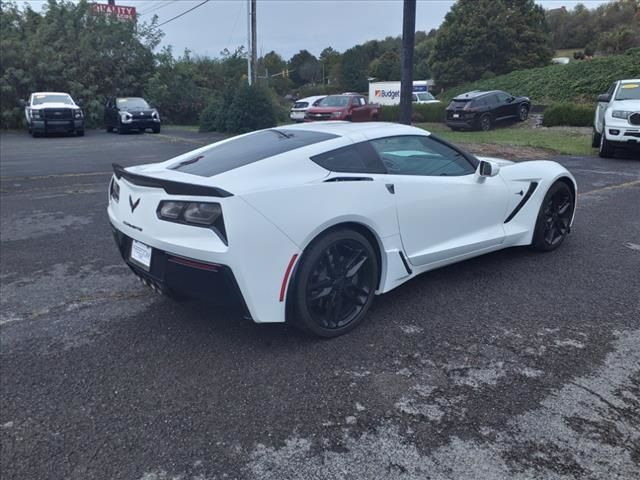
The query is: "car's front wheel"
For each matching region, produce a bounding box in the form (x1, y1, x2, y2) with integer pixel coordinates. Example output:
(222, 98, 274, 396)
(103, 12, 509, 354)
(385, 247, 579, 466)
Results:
(290, 229, 379, 337)
(599, 132, 614, 158)
(479, 114, 492, 131)
(518, 104, 529, 121)
(591, 127, 601, 148)
(531, 181, 574, 252)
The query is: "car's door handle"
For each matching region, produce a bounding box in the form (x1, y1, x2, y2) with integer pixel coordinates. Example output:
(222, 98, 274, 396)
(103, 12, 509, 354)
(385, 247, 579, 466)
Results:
(385, 183, 395, 194)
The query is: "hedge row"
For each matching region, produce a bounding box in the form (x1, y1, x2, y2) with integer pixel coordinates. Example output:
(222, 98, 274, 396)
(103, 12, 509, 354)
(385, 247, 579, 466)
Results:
(379, 103, 447, 123)
(542, 104, 594, 127)
(440, 48, 640, 105)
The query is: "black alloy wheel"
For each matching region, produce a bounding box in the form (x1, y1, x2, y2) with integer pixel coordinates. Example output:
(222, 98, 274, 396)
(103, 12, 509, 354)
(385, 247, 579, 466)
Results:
(532, 181, 574, 251)
(291, 229, 378, 337)
(479, 114, 492, 131)
(519, 105, 529, 121)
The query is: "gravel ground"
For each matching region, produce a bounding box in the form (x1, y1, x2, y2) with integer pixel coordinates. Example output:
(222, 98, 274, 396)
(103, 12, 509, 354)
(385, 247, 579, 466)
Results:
(1, 128, 639, 480)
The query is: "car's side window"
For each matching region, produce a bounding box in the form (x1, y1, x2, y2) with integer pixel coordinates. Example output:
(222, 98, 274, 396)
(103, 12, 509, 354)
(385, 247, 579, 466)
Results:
(369, 135, 476, 177)
(412, 94, 418, 102)
(607, 82, 617, 96)
(311, 142, 386, 174)
(495, 92, 510, 103)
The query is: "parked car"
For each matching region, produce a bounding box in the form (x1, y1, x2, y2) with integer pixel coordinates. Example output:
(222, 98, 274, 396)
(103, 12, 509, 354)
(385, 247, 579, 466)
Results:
(21, 92, 84, 137)
(305, 94, 380, 122)
(290, 96, 326, 122)
(108, 122, 576, 337)
(446, 90, 530, 131)
(592, 79, 640, 158)
(369, 80, 434, 106)
(104, 97, 161, 134)
(412, 91, 440, 104)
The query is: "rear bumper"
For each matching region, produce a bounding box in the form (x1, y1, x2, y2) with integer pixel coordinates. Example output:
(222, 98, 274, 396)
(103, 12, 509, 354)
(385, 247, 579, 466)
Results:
(111, 224, 251, 316)
(445, 118, 475, 129)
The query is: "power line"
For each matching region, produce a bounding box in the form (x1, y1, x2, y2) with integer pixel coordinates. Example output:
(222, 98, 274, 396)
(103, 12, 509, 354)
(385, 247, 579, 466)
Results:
(140, 1, 177, 16)
(155, 0, 210, 28)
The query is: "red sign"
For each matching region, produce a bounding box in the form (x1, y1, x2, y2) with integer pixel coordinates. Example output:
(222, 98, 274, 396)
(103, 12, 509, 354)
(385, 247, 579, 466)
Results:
(91, 3, 137, 21)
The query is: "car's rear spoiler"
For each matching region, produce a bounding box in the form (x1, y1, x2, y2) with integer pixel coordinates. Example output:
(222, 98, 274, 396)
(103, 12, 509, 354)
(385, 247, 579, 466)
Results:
(112, 163, 233, 197)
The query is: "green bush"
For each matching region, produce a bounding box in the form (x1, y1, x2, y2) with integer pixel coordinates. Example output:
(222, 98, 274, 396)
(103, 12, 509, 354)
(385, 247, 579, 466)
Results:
(198, 96, 223, 132)
(440, 49, 640, 105)
(222, 84, 278, 133)
(379, 102, 447, 123)
(542, 104, 595, 127)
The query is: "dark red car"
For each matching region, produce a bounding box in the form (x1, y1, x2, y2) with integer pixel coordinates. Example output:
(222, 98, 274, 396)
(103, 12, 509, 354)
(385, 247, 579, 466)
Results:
(305, 94, 380, 122)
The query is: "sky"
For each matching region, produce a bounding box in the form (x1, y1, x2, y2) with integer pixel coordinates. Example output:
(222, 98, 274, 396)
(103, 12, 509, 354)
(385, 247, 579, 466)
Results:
(17, 0, 611, 59)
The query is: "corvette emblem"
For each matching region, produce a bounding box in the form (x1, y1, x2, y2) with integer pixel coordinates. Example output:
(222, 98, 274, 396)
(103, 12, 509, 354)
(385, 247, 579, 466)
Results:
(129, 195, 140, 213)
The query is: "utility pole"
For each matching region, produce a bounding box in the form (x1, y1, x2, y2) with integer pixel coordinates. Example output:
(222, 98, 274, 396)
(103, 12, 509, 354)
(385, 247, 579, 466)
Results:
(246, 0, 252, 85)
(251, 0, 257, 85)
(399, 0, 416, 125)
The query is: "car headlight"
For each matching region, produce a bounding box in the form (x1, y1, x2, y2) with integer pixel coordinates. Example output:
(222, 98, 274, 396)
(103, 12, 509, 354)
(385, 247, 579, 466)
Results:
(29, 109, 41, 119)
(152, 110, 160, 121)
(74, 108, 83, 119)
(120, 112, 133, 123)
(331, 111, 343, 118)
(157, 201, 227, 243)
(611, 110, 633, 120)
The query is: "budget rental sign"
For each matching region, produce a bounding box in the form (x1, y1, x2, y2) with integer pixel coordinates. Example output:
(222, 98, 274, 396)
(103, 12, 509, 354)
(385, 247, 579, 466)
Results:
(91, 3, 136, 21)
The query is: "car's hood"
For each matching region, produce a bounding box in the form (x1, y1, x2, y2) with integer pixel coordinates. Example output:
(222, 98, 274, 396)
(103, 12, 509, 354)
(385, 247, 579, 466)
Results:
(307, 107, 346, 113)
(608, 99, 640, 112)
(476, 156, 515, 166)
(30, 103, 76, 109)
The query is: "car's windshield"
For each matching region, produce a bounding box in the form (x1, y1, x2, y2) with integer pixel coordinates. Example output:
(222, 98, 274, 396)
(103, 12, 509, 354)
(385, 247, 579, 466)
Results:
(615, 83, 640, 101)
(32, 94, 73, 105)
(415, 92, 436, 101)
(117, 97, 150, 109)
(319, 96, 350, 107)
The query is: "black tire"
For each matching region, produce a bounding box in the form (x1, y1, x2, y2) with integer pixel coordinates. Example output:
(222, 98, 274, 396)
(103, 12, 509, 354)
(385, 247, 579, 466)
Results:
(118, 125, 126, 135)
(599, 133, 614, 158)
(152, 125, 161, 134)
(518, 104, 529, 121)
(106, 126, 113, 133)
(531, 181, 574, 252)
(31, 130, 40, 138)
(345, 115, 352, 122)
(289, 229, 379, 337)
(76, 129, 85, 137)
(479, 114, 492, 131)
(591, 127, 601, 148)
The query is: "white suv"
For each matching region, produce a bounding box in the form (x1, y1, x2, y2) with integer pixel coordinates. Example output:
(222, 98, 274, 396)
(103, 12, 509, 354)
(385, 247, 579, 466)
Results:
(289, 95, 325, 122)
(22, 92, 85, 137)
(593, 79, 640, 158)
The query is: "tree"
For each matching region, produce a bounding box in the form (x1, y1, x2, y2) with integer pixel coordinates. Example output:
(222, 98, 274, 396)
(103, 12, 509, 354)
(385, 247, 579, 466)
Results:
(369, 51, 401, 81)
(288, 50, 321, 86)
(319, 47, 341, 84)
(340, 46, 369, 92)
(430, 0, 553, 88)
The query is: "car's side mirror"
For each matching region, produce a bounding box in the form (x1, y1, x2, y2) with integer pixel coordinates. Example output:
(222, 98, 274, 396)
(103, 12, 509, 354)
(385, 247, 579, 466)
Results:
(19, 99, 27, 108)
(507, 96, 515, 103)
(478, 160, 500, 177)
(76, 99, 84, 107)
(597, 94, 611, 103)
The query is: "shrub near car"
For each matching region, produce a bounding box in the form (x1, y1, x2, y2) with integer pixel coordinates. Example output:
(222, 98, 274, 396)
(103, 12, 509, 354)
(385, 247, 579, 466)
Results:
(305, 94, 380, 122)
(108, 122, 576, 337)
(593, 79, 640, 158)
(22, 92, 84, 137)
(104, 97, 161, 134)
(446, 90, 530, 131)
(290, 95, 325, 122)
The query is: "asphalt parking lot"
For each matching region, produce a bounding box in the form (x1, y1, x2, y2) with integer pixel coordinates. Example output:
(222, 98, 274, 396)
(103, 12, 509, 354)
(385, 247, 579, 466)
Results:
(1, 128, 639, 480)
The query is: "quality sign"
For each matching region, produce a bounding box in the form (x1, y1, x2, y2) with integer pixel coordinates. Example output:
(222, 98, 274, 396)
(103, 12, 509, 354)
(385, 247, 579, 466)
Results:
(91, 3, 137, 21)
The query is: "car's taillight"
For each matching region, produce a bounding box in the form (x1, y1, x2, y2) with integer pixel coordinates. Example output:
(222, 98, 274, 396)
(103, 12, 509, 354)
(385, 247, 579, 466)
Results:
(157, 201, 227, 245)
(463, 104, 478, 112)
(110, 178, 120, 202)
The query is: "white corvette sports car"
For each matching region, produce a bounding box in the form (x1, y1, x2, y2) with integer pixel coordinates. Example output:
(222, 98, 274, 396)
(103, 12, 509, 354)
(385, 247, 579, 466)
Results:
(108, 122, 577, 337)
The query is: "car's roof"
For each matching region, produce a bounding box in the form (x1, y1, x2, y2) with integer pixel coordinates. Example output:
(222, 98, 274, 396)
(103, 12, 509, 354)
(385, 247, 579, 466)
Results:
(619, 79, 640, 84)
(31, 92, 71, 96)
(297, 95, 325, 102)
(453, 90, 502, 100)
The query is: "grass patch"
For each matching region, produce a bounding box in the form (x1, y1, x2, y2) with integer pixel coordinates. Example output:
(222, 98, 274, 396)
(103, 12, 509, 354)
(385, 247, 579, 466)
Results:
(164, 124, 199, 132)
(416, 122, 593, 156)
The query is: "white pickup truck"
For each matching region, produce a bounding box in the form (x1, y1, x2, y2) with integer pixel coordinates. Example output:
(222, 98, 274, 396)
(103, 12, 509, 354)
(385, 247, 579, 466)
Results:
(593, 79, 640, 158)
(22, 92, 85, 137)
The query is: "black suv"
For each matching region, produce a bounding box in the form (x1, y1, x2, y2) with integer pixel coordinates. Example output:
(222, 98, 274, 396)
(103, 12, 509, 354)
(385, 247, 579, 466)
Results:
(104, 97, 161, 134)
(446, 90, 530, 131)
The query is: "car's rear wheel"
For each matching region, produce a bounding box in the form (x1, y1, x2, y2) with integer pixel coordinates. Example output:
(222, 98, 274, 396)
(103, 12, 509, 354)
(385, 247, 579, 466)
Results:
(152, 125, 161, 134)
(479, 114, 492, 131)
(599, 132, 614, 158)
(106, 126, 114, 133)
(591, 127, 601, 148)
(518, 105, 529, 121)
(290, 229, 378, 337)
(76, 129, 84, 137)
(531, 181, 574, 252)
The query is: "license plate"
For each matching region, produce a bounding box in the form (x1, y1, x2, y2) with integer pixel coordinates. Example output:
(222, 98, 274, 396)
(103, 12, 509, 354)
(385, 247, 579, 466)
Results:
(130, 239, 152, 270)
(453, 113, 460, 118)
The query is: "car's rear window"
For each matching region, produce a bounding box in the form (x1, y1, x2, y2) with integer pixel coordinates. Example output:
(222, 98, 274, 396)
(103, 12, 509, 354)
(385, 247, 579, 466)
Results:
(293, 102, 309, 109)
(448, 99, 471, 108)
(171, 129, 338, 177)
